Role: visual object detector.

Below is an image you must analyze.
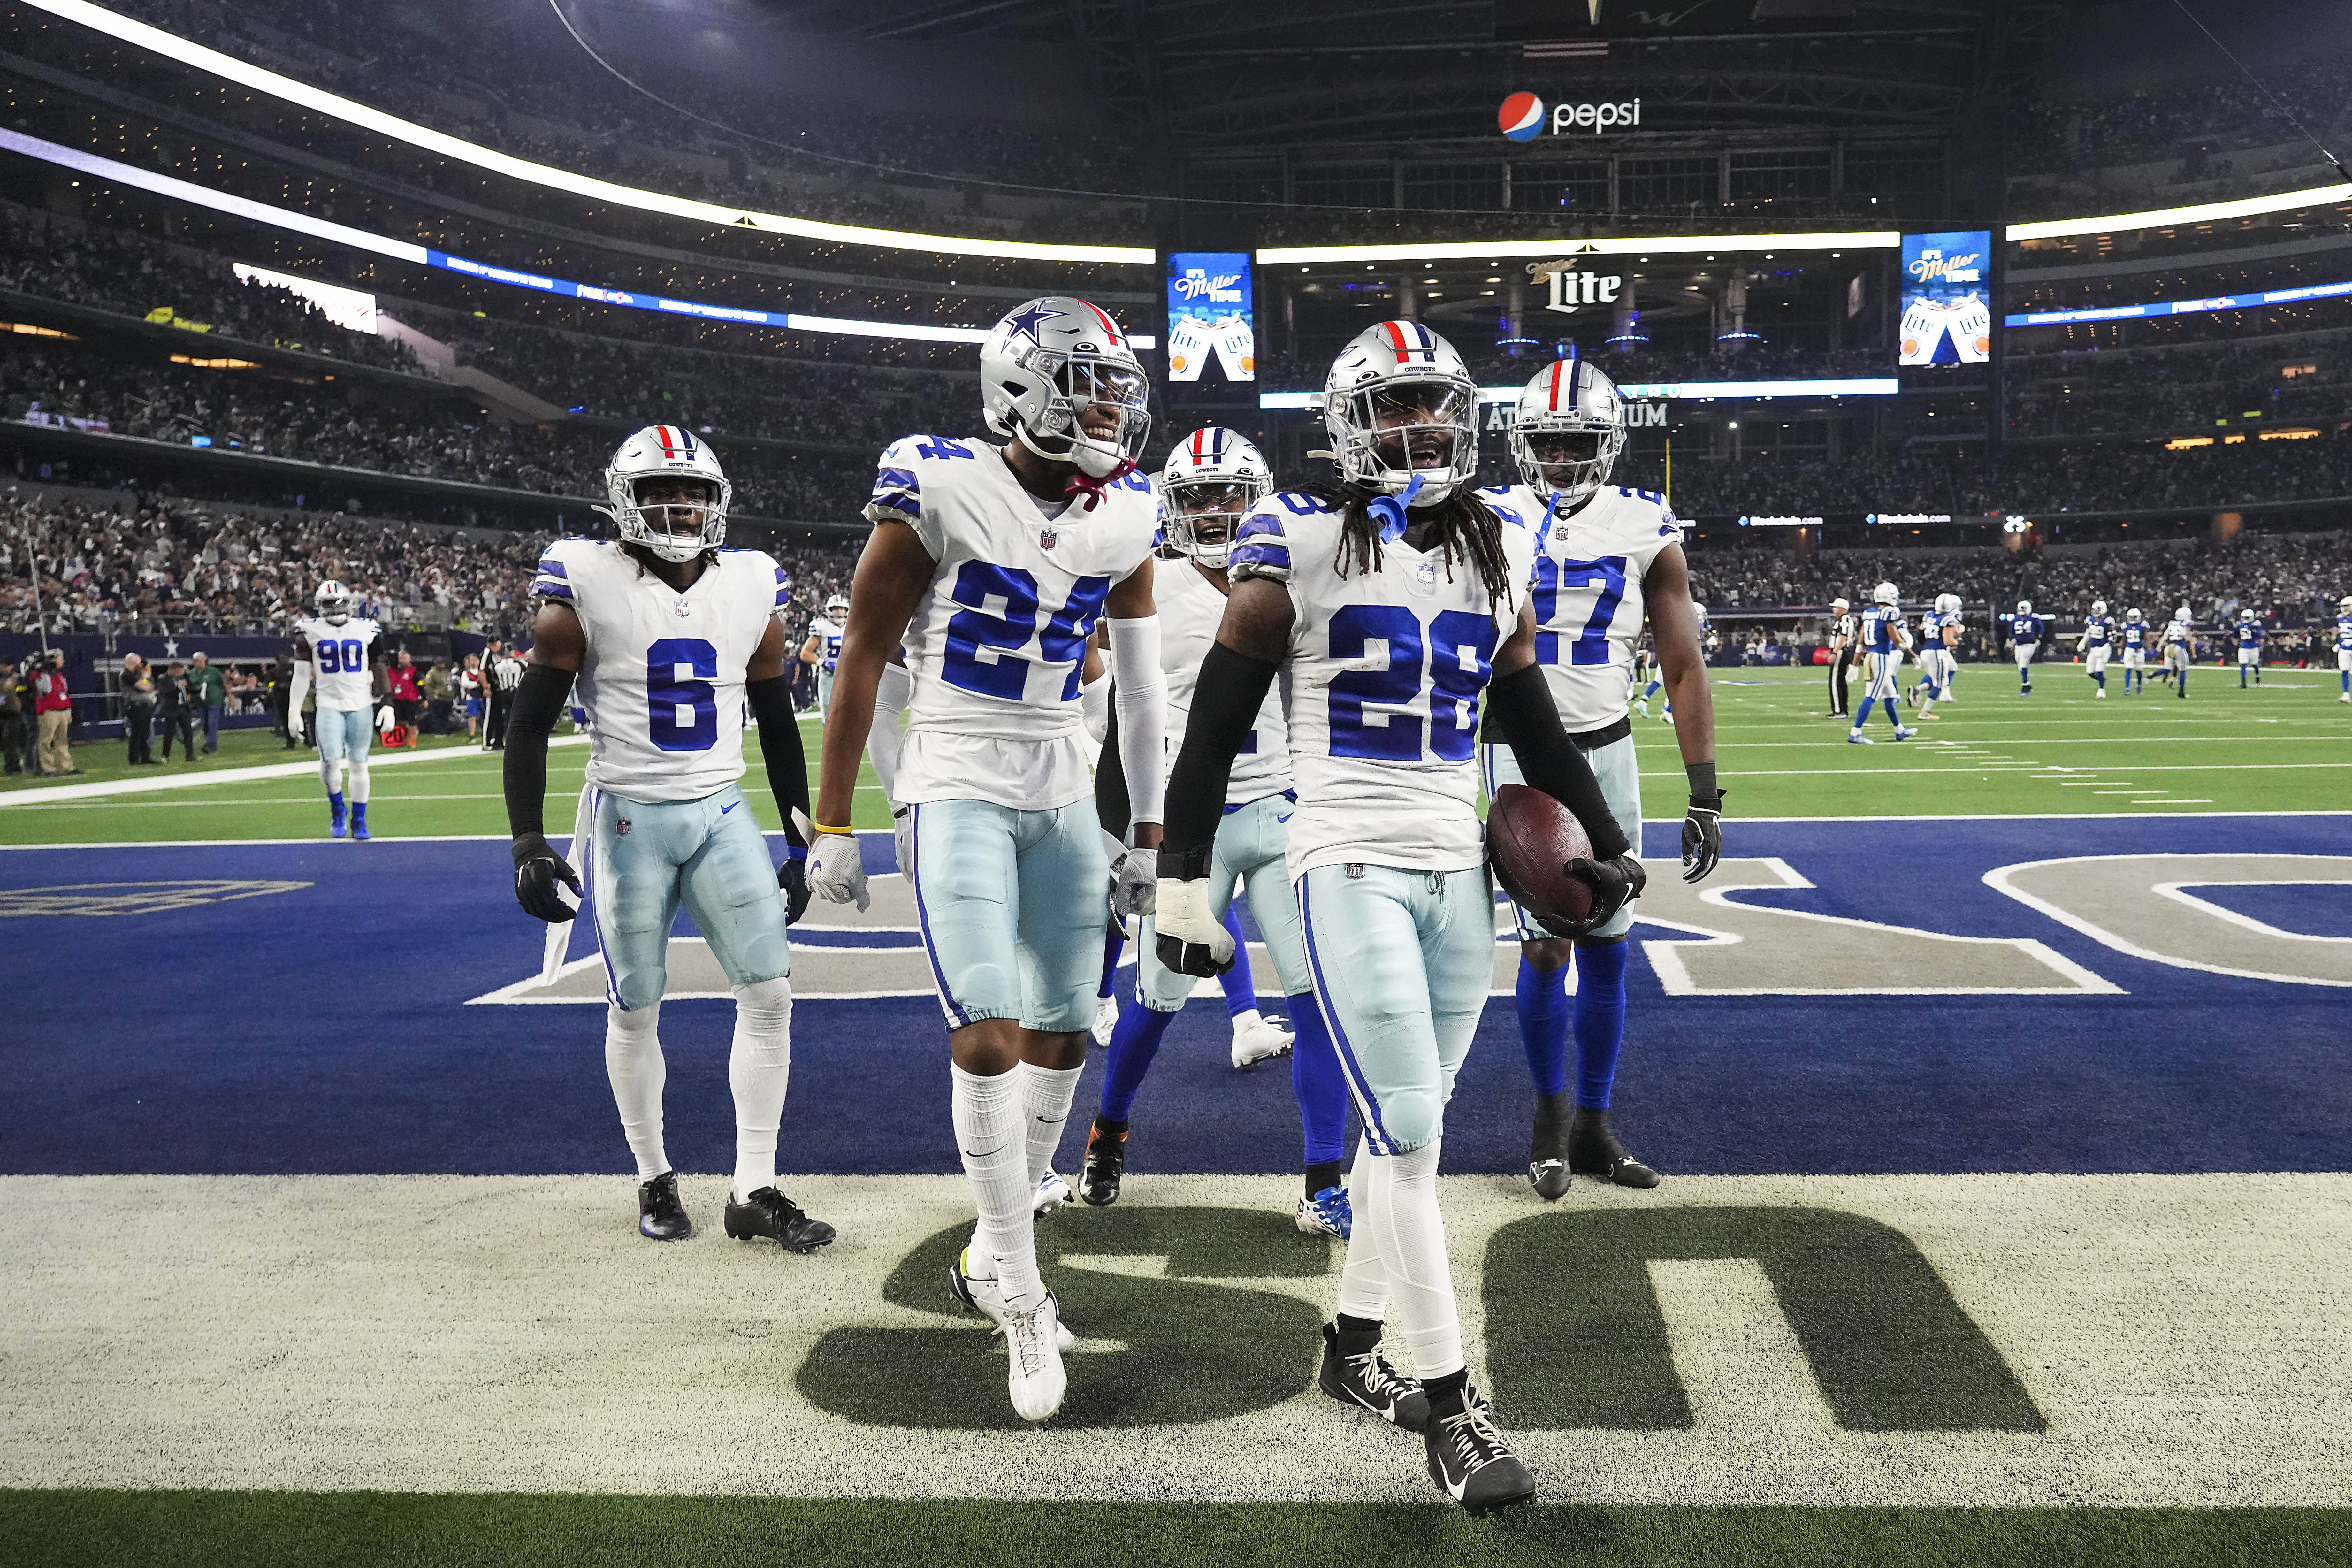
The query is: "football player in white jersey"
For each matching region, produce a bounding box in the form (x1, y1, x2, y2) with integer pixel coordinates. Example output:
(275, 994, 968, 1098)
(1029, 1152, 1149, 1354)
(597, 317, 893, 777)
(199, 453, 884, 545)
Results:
(807, 297, 1166, 1423)
(2163, 606, 2195, 697)
(1077, 427, 1354, 1238)
(1475, 359, 1720, 1198)
(2335, 594, 2352, 701)
(1155, 321, 1641, 1514)
(287, 579, 385, 840)
(503, 426, 831, 1256)
(2079, 600, 2115, 698)
(800, 594, 849, 718)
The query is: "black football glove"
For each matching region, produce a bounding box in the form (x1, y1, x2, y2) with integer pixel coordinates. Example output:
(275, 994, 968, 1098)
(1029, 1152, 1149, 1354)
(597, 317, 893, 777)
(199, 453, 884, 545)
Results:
(778, 852, 811, 926)
(511, 832, 580, 923)
(1540, 852, 1646, 939)
(1682, 790, 1725, 884)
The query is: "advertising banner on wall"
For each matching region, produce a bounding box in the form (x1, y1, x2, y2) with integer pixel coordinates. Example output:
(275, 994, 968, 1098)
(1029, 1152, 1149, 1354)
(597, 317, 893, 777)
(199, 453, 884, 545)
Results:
(1166, 252, 1254, 382)
(1898, 230, 1992, 366)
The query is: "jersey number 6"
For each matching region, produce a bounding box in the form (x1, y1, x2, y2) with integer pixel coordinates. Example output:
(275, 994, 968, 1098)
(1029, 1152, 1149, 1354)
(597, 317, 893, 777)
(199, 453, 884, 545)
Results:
(647, 637, 718, 752)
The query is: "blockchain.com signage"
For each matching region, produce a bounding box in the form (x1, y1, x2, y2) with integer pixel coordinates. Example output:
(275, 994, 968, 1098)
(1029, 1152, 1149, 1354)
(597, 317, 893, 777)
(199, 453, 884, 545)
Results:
(1166, 252, 1254, 383)
(1898, 230, 1992, 367)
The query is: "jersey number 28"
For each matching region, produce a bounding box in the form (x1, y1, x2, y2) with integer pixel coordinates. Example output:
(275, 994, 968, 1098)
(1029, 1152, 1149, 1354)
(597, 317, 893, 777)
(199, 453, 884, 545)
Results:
(1328, 606, 1497, 763)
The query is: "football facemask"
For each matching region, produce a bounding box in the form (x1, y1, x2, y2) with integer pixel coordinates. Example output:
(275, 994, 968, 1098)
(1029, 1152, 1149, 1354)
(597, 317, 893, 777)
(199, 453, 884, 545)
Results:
(1510, 359, 1626, 508)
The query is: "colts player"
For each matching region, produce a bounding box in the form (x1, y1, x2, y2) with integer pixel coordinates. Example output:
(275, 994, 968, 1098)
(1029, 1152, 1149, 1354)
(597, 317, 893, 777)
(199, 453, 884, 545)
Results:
(2236, 610, 2264, 687)
(1078, 427, 1353, 1239)
(1155, 321, 1640, 1514)
(2336, 594, 2352, 702)
(807, 297, 1166, 1424)
(2121, 608, 2148, 693)
(2010, 599, 2044, 695)
(1478, 358, 1720, 1197)
(287, 579, 384, 840)
(1850, 582, 1917, 743)
(503, 427, 830, 1255)
(2079, 600, 2115, 698)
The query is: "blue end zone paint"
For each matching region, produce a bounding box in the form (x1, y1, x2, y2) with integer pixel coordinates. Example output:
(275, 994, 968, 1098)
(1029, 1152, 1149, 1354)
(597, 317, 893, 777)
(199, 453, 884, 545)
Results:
(2184, 882, 2352, 939)
(2, 815, 2346, 1179)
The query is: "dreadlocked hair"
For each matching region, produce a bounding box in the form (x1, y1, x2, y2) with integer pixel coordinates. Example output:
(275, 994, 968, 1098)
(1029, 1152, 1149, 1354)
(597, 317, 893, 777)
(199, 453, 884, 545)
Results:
(1301, 479, 1514, 610)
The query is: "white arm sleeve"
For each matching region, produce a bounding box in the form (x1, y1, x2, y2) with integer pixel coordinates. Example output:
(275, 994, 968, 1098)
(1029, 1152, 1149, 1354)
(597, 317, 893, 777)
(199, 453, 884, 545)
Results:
(288, 656, 312, 719)
(1080, 669, 1111, 747)
(1106, 615, 1165, 827)
(867, 660, 912, 802)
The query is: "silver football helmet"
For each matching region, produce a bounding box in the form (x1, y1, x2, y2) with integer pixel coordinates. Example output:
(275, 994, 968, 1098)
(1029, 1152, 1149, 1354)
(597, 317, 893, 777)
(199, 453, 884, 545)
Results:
(980, 297, 1151, 479)
(599, 425, 729, 563)
(314, 579, 352, 626)
(1323, 319, 1479, 506)
(1510, 358, 1626, 509)
(1159, 427, 1272, 570)
(826, 594, 850, 619)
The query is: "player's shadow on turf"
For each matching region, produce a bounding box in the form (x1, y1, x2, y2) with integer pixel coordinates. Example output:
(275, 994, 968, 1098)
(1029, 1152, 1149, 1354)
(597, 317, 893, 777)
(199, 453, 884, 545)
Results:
(796, 1207, 1332, 1429)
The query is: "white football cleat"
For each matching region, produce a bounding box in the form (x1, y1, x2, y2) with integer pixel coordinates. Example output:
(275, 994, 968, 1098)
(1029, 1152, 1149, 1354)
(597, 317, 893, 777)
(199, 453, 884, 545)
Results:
(1089, 994, 1119, 1048)
(1034, 1170, 1072, 1214)
(1846, 730, 1873, 745)
(1003, 1291, 1067, 1422)
(1893, 726, 1917, 741)
(948, 1245, 1076, 1351)
(1230, 1011, 1295, 1071)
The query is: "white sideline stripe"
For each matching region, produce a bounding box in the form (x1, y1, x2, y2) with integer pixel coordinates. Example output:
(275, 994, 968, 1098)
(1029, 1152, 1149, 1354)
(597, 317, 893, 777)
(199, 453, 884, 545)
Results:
(7, 784, 893, 810)
(5, 1173, 2351, 1506)
(0, 737, 592, 808)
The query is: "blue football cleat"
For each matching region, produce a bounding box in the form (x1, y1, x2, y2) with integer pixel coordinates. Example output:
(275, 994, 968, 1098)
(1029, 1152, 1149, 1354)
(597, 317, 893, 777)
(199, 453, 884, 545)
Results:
(1296, 1184, 1353, 1239)
(350, 803, 371, 841)
(329, 807, 347, 839)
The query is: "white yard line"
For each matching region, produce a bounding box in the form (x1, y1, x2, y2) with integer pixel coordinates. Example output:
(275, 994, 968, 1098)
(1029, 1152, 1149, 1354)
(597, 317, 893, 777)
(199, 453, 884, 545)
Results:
(0, 737, 592, 808)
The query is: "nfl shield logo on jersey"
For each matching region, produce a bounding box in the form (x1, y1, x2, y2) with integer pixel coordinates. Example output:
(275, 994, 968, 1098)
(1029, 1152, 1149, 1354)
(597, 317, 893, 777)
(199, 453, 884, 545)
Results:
(1039, 527, 1059, 551)
(615, 819, 632, 836)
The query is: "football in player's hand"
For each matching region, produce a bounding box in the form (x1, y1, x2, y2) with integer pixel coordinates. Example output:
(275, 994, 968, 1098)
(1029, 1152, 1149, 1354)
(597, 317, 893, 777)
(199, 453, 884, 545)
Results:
(1488, 783, 1595, 929)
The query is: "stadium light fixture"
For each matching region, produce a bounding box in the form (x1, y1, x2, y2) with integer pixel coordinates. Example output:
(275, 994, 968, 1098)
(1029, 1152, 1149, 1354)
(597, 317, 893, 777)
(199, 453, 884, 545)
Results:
(1258, 232, 1898, 264)
(0, 130, 1085, 348)
(2007, 181, 2352, 242)
(22, 0, 1154, 266)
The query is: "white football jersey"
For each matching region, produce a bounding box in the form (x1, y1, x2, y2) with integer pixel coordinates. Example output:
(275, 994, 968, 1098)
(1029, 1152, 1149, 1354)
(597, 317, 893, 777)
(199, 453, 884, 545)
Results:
(1157, 555, 1288, 803)
(806, 616, 845, 672)
(1230, 490, 1536, 880)
(1483, 483, 1683, 732)
(296, 615, 381, 711)
(867, 434, 1157, 812)
(531, 540, 789, 803)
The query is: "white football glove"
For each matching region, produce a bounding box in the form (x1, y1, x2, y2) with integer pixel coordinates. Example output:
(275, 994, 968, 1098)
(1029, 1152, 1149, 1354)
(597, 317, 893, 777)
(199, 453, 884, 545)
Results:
(286, 711, 304, 744)
(890, 805, 914, 881)
(1151, 846, 1234, 976)
(1109, 845, 1158, 920)
(808, 831, 869, 912)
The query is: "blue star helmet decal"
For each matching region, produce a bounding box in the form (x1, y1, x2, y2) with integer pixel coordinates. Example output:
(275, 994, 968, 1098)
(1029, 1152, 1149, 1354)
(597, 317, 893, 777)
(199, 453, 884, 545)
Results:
(1002, 302, 1066, 343)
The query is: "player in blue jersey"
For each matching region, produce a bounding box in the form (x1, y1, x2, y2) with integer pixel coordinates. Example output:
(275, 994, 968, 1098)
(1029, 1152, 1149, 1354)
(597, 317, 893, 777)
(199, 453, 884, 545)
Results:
(2120, 608, 2148, 693)
(2333, 594, 2352, 701)
(2077, 599, 2115, 698)
(2008, 599, 2044, 695)
(1849, 582, 1918, 743)
(1153, 320, 1639, 1513)
(2236, 610, 2265, 687)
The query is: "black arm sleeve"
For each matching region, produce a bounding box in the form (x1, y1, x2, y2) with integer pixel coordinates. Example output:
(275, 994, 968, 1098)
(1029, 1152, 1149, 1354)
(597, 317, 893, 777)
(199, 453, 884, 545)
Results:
(1093, 686, 1130, 842)
(745, 673, 810, 851)
(1485, 663, 1632, 861)
(501, 664, 574, 842)
(1162, 642, 1279, 859)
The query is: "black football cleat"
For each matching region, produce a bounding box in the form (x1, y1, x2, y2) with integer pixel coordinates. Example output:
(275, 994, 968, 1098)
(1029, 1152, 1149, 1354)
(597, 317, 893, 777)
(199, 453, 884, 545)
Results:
(638, 1171, 692, 1241)
(1077, 1116, 1127, 1207)
(1319, 1321, 1430, 1432)
(723, 1186, 835, 1253)
(1425, 1386, 1536, 1516)
(1569, 1107, 1662, 1189)
(1527, 1089, 1572, 1201)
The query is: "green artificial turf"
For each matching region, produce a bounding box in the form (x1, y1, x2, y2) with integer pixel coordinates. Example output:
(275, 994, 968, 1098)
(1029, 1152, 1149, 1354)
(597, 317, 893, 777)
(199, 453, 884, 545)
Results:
(4, 1493, 2348, 1568)
(1, 669, 2343, 848)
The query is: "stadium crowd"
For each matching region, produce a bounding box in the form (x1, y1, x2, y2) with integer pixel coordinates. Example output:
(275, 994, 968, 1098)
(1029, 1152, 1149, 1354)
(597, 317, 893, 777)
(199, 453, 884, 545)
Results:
(2010, 57, 2352, 178)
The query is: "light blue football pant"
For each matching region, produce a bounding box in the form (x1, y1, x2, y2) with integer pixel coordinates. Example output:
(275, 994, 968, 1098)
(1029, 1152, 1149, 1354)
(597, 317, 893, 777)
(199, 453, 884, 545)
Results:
(1298, 863, 1495, 1155)
(816, 667, 835, 719)
(1482, 732, 1642, 942)
(313, 706, 373, 801)
(1137, 792, 1310, 1011)
(586, 782, 792, 1012)
(909, 796, 1107, 1034)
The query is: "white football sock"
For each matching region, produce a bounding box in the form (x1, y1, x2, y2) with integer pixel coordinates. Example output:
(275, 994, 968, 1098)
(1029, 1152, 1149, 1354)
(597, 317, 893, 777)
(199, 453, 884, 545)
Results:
(1017, 1059, 1082, 1188)
(346, 747, 370, 804)
(1335, 1134, 1391, 1322)
(318, 753, 341, 796)
(728, 976, 794, 1202)
(603, 999, 667, 1180)
(1368, 1138, 1462, 1380)
(951, 1063, 1040, 1308)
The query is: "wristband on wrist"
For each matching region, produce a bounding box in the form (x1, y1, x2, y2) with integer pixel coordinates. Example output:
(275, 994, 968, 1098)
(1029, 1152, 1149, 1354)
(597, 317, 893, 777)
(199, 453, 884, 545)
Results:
(784, 845, 808, 862)
(1685, 761, 1719, 801)
(810, 822, 855, 838)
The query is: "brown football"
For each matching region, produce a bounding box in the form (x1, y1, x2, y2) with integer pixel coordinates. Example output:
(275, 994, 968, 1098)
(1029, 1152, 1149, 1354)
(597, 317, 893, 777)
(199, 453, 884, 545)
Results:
(1487, 783, 1596, 931)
